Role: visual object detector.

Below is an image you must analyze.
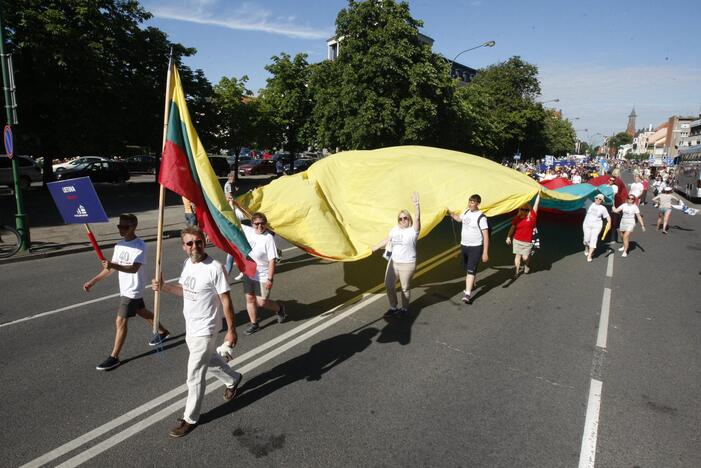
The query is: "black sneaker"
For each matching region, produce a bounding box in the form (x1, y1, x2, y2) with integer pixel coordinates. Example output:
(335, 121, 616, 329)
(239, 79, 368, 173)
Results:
(276, 305, 287, 324)
(148, 332, 170, 347)
(383, 307, 398, 318)
(397, 308, 410, 319)
(96, 356, 120, 371)
(244, 323, 260, 335)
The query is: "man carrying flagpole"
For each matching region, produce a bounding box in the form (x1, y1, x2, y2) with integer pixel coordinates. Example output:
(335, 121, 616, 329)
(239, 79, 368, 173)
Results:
(152, 226, 242, 437)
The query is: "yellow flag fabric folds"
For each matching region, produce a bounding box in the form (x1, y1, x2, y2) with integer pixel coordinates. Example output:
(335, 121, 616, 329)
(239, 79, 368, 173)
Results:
(238, 146, 578, 261)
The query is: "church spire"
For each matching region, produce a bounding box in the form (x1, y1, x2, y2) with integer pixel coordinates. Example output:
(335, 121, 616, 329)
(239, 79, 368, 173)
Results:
(626, 107, 637, 136)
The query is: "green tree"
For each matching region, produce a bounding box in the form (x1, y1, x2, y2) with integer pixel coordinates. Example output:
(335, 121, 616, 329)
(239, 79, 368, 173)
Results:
(607, 131, 633, 152)
(3, 0, 212, 177)
(211, 75, 256, 167)
(542, 111, 576, 156)
(457, 56, 545, 160)
(258, 52, 311, 154)
(310, 0, 455, 150)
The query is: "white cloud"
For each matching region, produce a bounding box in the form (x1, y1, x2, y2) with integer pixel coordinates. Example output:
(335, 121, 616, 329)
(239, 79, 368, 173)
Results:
(147, 1, 331, 40)
(539, 64, 701, 142)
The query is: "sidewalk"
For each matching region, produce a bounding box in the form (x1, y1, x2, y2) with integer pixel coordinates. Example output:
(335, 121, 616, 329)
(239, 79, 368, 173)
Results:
(0, 174, 273, 265)
(0, 205, 185, 264)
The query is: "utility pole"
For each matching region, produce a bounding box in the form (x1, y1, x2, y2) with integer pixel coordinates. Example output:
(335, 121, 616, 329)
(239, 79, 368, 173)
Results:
(0, 3, 29, 251)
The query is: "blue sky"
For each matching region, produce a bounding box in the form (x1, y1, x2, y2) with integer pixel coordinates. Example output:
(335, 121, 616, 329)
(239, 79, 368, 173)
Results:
(140, 0, 701, 146)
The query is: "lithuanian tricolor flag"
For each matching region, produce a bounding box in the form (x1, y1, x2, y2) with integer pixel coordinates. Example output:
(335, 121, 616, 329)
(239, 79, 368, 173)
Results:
(159, 65, 255, 276)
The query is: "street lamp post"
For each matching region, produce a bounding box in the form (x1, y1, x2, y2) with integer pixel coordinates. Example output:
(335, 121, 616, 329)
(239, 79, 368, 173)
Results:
(451, 40, 496, 64)
(538, 98, 560, 105)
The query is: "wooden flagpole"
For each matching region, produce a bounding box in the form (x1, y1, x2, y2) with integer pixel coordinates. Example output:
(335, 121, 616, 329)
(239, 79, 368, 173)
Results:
(153, 51, 175, 335)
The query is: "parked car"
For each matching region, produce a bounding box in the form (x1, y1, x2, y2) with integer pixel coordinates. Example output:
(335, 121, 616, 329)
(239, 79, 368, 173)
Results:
(293, 158, 316, 173)
(208, 156, 230, 177)
(0, 155, 42, 190)
(126, 155, 157, 174)
(239, 159, 277, 176)
(55, 160, 130, 183)
(52, 156, 109, 173)
(273, 152, 296, 176)
(227, 154, 252, 169)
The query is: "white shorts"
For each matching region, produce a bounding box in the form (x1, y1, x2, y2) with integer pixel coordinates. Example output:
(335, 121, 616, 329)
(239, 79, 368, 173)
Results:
(583, 222, 602, 248)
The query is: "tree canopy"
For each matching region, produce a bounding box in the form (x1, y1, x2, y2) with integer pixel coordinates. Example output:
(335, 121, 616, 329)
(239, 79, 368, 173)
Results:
(3, 0, 212, 157)
(309, 0, 456, 150)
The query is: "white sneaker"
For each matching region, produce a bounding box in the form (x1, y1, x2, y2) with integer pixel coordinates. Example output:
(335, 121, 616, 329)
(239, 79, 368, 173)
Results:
(618, 246, 624, 252)
(621, 252, 627, 257)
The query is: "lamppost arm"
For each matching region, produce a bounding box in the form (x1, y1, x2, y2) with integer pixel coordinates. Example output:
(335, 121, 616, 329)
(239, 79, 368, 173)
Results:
(451, 40, 495, 63)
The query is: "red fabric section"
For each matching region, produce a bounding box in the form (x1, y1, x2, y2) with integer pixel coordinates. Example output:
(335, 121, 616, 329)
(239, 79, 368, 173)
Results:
(588, 175, 629, 206)
(540, 177, 573, 190)
(159, 140, 256, 276)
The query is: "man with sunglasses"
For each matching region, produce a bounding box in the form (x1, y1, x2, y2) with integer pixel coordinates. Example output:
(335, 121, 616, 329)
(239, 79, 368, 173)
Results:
(152, 226, 242, 438)
(84, 214, 170, 371)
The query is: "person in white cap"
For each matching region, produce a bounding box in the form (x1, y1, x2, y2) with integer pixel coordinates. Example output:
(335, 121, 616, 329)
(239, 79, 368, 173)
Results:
(652, 186, 681, 234)
(582, 194, 611, 262)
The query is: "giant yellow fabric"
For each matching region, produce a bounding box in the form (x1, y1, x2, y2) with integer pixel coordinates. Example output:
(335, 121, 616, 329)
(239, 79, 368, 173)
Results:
(238, 146, 577, 261)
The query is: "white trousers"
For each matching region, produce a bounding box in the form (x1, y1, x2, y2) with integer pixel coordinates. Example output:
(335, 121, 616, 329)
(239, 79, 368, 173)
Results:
(183, 334, 242, 424)
(582, 222, 602, 249)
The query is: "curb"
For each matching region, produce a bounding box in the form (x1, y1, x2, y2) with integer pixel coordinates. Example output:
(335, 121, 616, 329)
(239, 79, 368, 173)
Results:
(0, 231, 180, 266)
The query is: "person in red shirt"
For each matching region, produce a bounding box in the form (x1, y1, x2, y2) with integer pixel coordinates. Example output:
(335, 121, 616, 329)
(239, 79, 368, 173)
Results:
(640, 177, 650, 205)
(505, 192, 541, 278)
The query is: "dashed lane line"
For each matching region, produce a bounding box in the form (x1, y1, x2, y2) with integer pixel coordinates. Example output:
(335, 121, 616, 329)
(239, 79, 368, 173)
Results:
(578, 252, 614, 468)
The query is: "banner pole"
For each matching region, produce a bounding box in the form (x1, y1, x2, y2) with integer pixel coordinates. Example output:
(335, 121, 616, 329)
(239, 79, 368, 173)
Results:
(83, 223, 105, 262)
(153, 51, 174, 335)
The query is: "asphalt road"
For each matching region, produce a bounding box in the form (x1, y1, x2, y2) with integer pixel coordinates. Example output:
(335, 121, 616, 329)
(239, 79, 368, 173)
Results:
(1, 193, 699, 467)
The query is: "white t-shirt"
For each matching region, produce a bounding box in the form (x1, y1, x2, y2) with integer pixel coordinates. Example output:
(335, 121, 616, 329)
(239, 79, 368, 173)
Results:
(618, 203, 640, 222)
(572, 174, 582, 184)
(610, 184, 618, 195)
(630, 182, 644, 197)
(112, 237, 146, 298)
(388, 226, 418, 263)
(460, 210, 488, 247)
(242, 224, 278, 282)
(584, 203, 610, 226)
(179, 256, 229, 337)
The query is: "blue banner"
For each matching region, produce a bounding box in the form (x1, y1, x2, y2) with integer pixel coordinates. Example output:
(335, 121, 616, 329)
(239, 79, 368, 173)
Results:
(47, 177, 109, 224)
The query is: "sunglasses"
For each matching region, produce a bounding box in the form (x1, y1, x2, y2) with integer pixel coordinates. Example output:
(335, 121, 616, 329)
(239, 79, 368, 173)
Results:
(185, 240, 204, 247)
(518, 208, 528, 212)
(253, 221, 266, 226)
(628, 197, 635, 200)
(398, 216, 409, 221)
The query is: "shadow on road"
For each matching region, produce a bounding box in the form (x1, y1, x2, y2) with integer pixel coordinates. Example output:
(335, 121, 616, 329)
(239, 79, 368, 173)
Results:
(199, 326, 380, 424)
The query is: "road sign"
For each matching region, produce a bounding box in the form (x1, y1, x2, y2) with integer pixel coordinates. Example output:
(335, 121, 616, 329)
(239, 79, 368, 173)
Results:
(545, 155, 554, 166)
(514, 152, 521, 161)
(46, 177, 109, 224)
(3, 125, 13, 159)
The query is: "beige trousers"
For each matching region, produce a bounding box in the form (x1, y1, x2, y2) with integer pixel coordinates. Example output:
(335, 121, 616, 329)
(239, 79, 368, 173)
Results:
(384, 260, 416, 309)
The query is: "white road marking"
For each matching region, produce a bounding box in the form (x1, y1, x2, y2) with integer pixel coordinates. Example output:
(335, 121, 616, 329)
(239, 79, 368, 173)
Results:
(0, 279, 179, 329)
(3, 247, 301, 330)
(596, 288, 612, 349)
(579, 250, 614, 467)
(22, 245, 458, 468)
(605, 252, 614, 278)
(578, 379, 603, 468)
